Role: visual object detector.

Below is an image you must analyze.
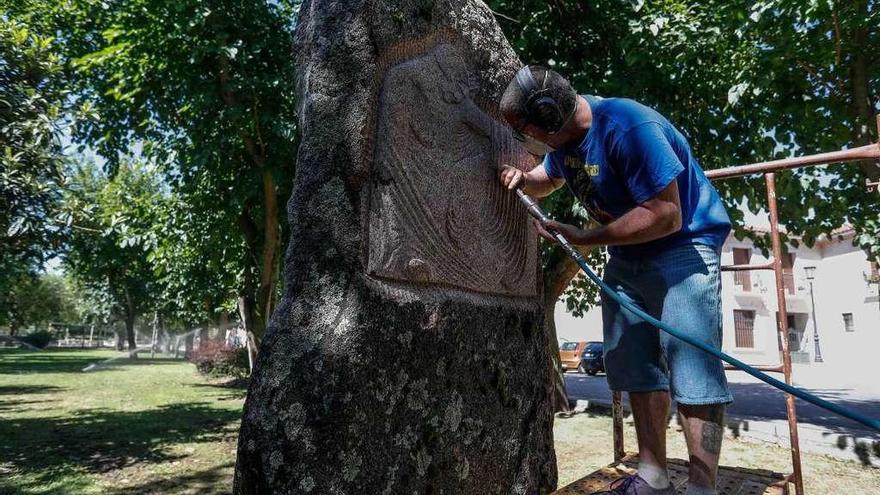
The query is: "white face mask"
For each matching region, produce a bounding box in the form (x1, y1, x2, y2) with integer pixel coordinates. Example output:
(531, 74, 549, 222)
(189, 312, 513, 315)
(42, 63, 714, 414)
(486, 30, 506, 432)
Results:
(512, 129, 556, 156)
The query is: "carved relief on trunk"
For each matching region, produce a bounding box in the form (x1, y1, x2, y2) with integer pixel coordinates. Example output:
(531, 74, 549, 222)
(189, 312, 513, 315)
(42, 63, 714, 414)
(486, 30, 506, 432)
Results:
(366, 40, 538, 297)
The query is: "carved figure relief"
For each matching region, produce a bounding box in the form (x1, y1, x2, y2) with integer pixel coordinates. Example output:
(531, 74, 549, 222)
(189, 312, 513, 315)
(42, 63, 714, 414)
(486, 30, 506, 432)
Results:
(367, 42, 538, 297)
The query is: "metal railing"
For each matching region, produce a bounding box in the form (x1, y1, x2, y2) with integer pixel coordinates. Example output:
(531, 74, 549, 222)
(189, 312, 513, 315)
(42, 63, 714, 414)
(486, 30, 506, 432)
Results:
(610, 115, 880, 495)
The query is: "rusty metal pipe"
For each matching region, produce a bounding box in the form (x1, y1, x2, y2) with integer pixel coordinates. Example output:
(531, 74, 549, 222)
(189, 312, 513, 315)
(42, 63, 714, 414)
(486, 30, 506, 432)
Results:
(612, 391, 625, 462)
(706, 143, 880, 180)
(724, 364, 785, 373)
(721, 262, 776, 272)
(766, 173, 805, 495)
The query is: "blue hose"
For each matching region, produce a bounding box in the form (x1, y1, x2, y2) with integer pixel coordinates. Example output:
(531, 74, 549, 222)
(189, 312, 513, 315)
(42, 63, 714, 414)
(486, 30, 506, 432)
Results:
(515, 189, 880, 433)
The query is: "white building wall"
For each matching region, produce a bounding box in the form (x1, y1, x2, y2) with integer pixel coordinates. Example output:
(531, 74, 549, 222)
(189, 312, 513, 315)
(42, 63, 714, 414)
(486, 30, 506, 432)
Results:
(810, 239, 880, 365)
(554, 229, 880, 371)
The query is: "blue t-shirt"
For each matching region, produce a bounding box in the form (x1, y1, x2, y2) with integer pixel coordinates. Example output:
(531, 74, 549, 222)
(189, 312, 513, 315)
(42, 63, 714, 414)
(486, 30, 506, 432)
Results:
(544, 95, 731, 259)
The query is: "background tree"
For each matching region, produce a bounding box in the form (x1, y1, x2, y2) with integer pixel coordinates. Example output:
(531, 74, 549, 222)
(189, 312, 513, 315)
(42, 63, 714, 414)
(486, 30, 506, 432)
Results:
(0, 17, 68, 305)
(63, 160, 164, 352)
(149, 186, 243, 347)
(39, 0, 303, 357)
(0, 273, 80, 336)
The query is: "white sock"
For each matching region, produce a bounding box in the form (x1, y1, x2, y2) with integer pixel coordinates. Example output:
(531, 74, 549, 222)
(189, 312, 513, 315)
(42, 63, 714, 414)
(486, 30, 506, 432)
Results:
(637, 460, 670, 489)
(686, 484, 717, 495)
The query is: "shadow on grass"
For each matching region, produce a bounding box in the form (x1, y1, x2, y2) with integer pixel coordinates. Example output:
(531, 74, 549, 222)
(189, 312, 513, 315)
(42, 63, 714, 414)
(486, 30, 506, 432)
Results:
(101, 461, 235, 495)
(0, 385, 65, 395)
(0, 350, 108, 374)
(0, 402, 241, 494)
(190, 378, 249, 401)
(0, 349, 187, 375)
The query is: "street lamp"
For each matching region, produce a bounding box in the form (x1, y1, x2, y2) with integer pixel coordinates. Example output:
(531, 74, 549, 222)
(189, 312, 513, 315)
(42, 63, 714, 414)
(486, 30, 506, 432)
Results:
(804, 266, 823, 363)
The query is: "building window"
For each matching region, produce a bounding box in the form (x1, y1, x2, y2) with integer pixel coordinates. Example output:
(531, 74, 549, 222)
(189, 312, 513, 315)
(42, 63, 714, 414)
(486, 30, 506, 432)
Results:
(843, 313, 855, 332)
(781, 252, 795, 295)
(733, 248, 752, 291)
(734, 310, 756, 348)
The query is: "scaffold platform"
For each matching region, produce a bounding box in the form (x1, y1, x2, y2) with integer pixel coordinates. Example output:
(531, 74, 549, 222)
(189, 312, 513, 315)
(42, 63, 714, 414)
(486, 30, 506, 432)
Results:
(552, 454, 789, 495)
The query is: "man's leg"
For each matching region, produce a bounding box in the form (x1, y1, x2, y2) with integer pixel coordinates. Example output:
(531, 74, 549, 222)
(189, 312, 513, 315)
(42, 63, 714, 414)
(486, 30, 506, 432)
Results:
(678, 404, 725, 492)
(655, 244, 732, 495)
(601, 256, 673, 492)
(630, 391, 671, 489)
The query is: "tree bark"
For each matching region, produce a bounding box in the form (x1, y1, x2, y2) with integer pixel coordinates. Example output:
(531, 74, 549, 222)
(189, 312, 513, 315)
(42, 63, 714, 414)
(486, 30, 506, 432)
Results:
(541, 251, 582, 413)
(256, 170, 280, 332)
(184, 332, 194, 359)
(238, 204, 268, 345)
(115, 327, 125, 351)
(234, 1, 557, 492)
(125, 312, 137, 357)
(238, 295, 258, 372)
(849, 9, 879, 180)
(199, 318, 210, 351)
(123, 288, 138, 357)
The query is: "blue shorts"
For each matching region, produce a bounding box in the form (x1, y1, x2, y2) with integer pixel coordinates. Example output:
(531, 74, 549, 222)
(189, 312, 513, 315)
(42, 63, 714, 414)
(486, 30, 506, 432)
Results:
(601, 243, 733, 405)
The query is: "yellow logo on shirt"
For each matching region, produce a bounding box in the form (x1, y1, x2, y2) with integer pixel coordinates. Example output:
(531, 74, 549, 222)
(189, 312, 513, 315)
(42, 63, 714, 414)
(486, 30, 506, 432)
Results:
(564, 155, 582, 169)
(565, 155, 600, 176)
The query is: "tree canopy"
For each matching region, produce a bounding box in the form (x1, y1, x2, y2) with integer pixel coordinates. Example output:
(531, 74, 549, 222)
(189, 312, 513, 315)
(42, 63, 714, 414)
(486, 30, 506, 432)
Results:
(0, 17, 68, 297)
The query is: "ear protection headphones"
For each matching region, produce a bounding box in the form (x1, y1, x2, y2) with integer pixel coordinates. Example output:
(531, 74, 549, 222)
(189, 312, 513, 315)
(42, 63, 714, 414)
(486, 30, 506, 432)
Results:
(515, 65, 566, 134)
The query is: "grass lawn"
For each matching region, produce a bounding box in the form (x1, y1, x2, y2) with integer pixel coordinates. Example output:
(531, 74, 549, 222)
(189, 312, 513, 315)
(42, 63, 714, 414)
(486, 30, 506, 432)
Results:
(0, 348, 244, 495)
(2, 348, 877, 494)
(554, 412, 880, 493)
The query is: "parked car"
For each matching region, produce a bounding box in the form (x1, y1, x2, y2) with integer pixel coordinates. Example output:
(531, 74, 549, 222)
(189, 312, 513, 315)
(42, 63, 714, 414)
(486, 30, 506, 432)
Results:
(580, 341, 604, 375)
(559, 341, 587, 373)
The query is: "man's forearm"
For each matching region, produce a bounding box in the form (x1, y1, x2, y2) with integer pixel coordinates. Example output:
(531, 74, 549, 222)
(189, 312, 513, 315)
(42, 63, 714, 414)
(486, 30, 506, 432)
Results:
(522, 170, 561, 198)
(574, 204, 681, 247)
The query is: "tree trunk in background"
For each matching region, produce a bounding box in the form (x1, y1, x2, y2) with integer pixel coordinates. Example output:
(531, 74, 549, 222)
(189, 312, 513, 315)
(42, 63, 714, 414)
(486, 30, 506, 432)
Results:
(221, 52, 282, 353)
(184, 332, 194, 359)
(542, 250, 585, 413)
(849, 8, 879, 181)
(256, 170, 280, 332)
(125, 311, 137, 357)
(541, 223, 599, 413)
(238, 294, 258, 372)
(238, 208, 268, 353)
(115, 328, 125, 351)
(199, 321, 210, 350)
(217, 311, 230, 342)
(233, 1, 557, 492)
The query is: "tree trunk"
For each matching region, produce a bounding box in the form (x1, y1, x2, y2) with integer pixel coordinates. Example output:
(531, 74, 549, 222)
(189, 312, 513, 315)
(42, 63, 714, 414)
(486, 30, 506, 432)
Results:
(115, 327, 125, 351)
(256, 170, 280, 329)
(184, 332, 194, 359)
(238, 295, 258, 372)
(125, 312, 137, 358)
(234, 2, 557, 492)
(238, 206, 267, 348)
(199, 322, 210, 351)
(849, 17, 879, 180)
(221, 53, 281, 352)
(541, 251, 584, 413)
(217, 310, 230, 342)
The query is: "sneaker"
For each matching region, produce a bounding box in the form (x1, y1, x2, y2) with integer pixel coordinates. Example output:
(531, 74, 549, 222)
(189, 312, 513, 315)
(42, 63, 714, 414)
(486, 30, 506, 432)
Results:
(591, 474, 676, 494)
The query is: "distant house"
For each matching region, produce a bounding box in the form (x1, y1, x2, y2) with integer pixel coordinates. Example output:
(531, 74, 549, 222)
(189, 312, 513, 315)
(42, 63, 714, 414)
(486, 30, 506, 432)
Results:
(555, 226, 880, 368)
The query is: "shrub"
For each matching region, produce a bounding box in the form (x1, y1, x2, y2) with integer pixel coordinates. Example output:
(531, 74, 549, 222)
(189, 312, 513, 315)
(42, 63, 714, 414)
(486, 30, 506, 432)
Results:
(191, 340, 250, 378)
(19, 330, 54, 349)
